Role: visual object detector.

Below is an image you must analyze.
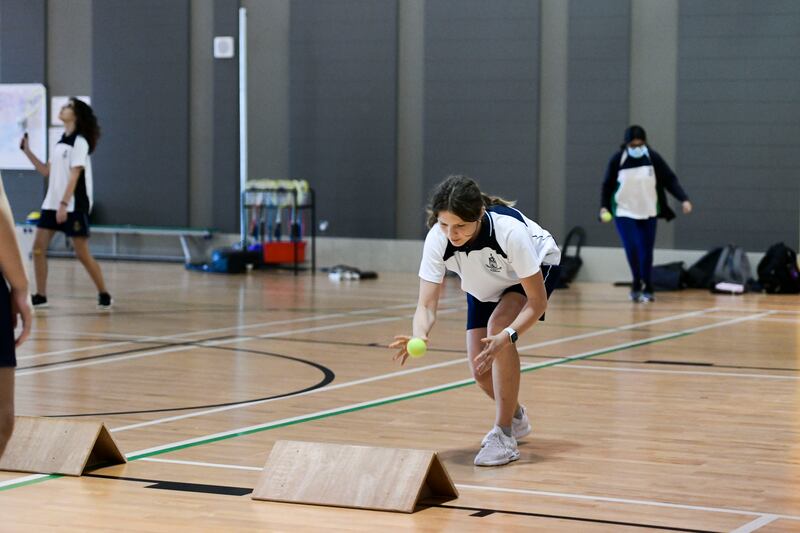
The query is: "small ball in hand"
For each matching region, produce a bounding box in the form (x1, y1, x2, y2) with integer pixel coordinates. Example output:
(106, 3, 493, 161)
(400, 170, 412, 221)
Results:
(600, 211, 613, 223)
(406, 337, 427, 358)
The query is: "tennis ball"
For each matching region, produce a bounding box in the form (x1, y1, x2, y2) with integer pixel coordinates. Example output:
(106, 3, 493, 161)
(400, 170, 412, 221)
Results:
(600, 211, 613, 223)
(406, 337, 427, 358)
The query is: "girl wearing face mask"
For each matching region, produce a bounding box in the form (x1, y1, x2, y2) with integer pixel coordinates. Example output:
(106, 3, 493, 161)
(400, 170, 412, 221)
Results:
(390, 175, 561, 466)
(599, 125, 692, 303)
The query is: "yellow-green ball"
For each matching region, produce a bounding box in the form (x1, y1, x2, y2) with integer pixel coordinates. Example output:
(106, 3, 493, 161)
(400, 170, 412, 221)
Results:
(407, 337, 427, 358)
(600, 211, 613, 223)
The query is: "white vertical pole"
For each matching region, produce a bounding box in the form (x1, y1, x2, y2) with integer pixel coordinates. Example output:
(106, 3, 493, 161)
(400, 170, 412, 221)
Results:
(239, 7, 248, 244)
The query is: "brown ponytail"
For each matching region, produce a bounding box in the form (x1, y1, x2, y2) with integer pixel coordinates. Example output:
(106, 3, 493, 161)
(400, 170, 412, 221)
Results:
(480, 193, 515, 208)
(426, 175, 515, 228)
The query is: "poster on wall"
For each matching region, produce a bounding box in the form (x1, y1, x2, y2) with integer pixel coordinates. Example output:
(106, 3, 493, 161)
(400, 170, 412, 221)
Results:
(51, 96, 91, 126)
(0, 84, 48, 170)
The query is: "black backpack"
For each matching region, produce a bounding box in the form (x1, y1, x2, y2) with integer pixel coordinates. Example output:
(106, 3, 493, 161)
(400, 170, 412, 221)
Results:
(556, 226, 585, 288)
(757, 242, 800, 294)
(685, 247, 723, 289)
(686, 245, 751, 290)
(712, 245, 752, 288)
(652, 261, 686, 291)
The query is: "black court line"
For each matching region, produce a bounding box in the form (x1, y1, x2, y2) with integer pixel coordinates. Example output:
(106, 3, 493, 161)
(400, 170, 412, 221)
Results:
(82, 474, 720, 532)
(229, 335, 800, 373)
(519, 353, 799, 373)
(429, 503, 721, 533)
(31, 305, 419, 319)
(48, 345, 335, 417)
(17, 334, 241, 371)
(84, 473, 252, 496)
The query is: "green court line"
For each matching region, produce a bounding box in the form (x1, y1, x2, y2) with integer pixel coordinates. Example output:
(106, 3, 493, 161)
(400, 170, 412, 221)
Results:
(0, 474, 62, 491)
(0, 330, 691, 492)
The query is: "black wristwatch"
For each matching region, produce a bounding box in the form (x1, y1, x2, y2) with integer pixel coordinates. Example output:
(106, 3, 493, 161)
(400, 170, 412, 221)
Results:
(504, 327, 518, 344)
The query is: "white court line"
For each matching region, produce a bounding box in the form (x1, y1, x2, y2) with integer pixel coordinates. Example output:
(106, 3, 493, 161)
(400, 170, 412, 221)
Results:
(0, 473, 49, 489)
(518, 312, 774, 371)
(525, 307, 718, 350)
(564, 364, 799, 380)
(705, 314, 800, 324)
(17, 297, 463, 362)
(31, 329, 156, 341)
(714, 307, 800, 315)
(111, 283, 200, 295)
(730, 514, 780, 532)
(15, 306, 461, 377)
(140, 457, 262, 472)
(671, 311, 774, 335)
(17, 304, 709, 375)
(456, 485, 800, 522)
(121, 458, 800, 523)
(0, 311, 775, 492)
(110, 308, 724, 432)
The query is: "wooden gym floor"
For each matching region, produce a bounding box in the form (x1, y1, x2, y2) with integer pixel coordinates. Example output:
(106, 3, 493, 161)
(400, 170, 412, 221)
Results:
(1, 259, 799, 532)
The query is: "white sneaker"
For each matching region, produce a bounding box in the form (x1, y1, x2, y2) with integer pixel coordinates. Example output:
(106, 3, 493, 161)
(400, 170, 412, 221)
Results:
(480, 406, 531, 447)
(474, 426, 520, 466)
(512, 406, 532, 440)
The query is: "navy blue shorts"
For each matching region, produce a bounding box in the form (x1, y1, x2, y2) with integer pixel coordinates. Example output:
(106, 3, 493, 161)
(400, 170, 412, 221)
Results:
(37, 209, 91, 237)
(466, 264, 560, 330)
(0, 280, 16, 368)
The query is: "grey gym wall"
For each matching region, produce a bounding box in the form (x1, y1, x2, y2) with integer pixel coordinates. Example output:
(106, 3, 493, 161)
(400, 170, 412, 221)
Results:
(290, 0, 398, 238)
(243, 0, 290, 182)
(48, 0, 92, 97)
(629, 0, 679, 249)
(423, 0, 541, 220)
(563, 0, 631, 248)
(537, 0, 569, 242)
(191, 0, 289, 233)
(210, 0, 240, 233)
(0, 0, 46, 214)
(189, 0, 215, 228)
(396, 0, 425, 240)
(674, 0, 800, 252)
(91, 0, 190, 226)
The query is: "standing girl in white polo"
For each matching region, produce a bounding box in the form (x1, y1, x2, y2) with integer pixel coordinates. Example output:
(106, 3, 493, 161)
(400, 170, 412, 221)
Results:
(391, 175, 561, 466)
(21, 98, 112, 309)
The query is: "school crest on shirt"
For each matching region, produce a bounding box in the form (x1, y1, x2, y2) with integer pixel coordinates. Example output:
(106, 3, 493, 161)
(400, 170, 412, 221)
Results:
(485, 254, 502, 273)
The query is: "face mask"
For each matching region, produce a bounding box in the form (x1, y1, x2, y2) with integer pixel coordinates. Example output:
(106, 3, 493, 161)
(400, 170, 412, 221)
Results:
(627, 145, 648, 158)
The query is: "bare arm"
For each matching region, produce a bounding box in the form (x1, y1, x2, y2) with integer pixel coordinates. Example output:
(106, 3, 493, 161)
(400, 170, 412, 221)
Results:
(473, 271, 548, 375)
(20, 134, 50, 177)
(412, 279, 442, 338)
(61, 167, 83, 205)
(55, 166, 83, 223)
(0, 177, 32, 347)
(505, 271, 547, 335)
(390, 279, 443, 365)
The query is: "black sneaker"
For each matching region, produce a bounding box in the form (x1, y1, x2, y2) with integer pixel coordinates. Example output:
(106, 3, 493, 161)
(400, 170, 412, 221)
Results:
(31, 294, 49, 308)
(97, 292, 113, 310)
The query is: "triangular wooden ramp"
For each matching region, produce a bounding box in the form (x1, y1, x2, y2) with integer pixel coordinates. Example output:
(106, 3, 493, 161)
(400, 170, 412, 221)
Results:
(0, 416, 126, 476)
(252, 440, 458, 513)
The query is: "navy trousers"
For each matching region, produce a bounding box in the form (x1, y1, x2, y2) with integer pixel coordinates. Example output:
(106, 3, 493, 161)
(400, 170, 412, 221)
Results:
(614, 216, 657, 292)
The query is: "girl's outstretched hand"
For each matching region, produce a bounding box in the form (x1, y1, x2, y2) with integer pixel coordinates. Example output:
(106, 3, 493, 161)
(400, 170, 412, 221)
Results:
(389, 335, 427, 366)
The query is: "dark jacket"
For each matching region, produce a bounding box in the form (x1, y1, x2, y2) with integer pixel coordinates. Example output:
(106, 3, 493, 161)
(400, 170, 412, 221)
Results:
(601, 149, 690, 221)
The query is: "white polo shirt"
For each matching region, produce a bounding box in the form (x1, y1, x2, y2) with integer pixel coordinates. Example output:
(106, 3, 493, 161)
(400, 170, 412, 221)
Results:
(613, 149, 657, 219)
(419, 205, 561, 302)
(42, 132, 93, 213)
